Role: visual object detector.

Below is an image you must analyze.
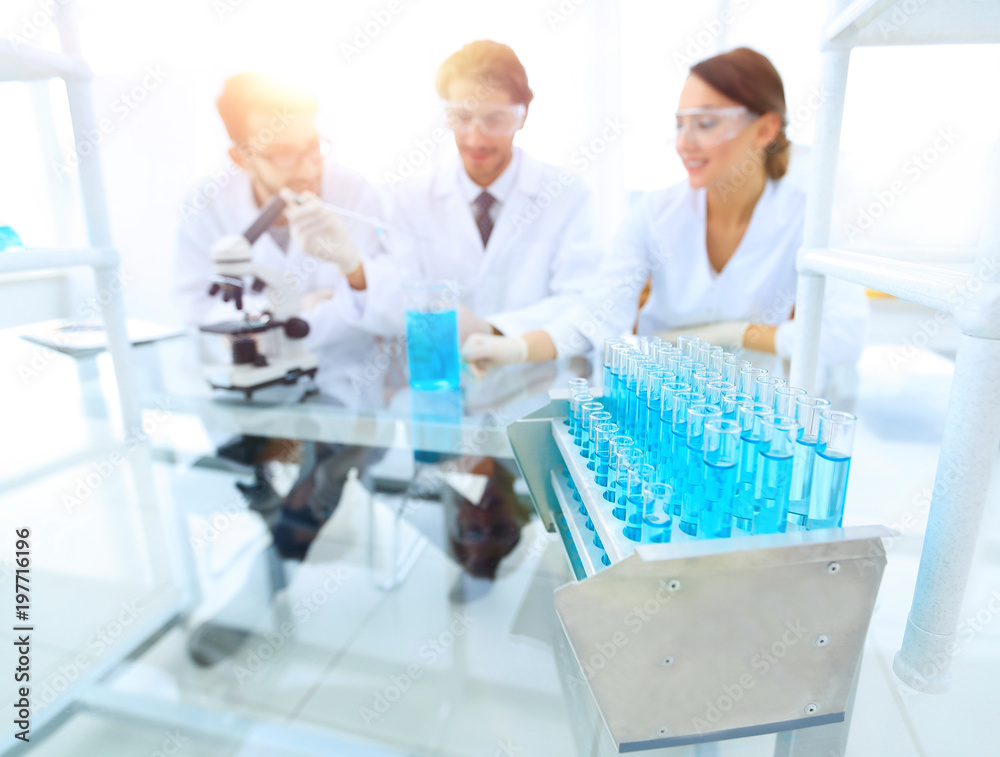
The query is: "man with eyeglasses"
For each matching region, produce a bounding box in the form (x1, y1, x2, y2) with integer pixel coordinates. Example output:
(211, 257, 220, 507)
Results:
(174, 72, 383, 345)
(336, 40, 603, 372)
(172, 73, 389, 574)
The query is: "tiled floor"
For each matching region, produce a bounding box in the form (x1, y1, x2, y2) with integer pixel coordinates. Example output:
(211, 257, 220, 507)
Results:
(10, 299, 1000, 756)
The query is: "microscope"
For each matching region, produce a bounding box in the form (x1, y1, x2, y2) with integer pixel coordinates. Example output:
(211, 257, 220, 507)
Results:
(199, 195, 318, 399)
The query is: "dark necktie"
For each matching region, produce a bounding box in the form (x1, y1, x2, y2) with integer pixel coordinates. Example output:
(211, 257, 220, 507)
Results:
(473, 191, 496, 247)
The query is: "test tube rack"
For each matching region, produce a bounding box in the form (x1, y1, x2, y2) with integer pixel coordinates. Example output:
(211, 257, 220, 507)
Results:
(508, 399, 892, 752)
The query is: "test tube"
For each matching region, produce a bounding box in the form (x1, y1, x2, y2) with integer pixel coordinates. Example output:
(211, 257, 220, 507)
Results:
(754, 375, 786, 408)
(698, 343, 723, 370)
(752, 415, 799, 535)
(613, 448, 645, 520)
(654, 344, 675, 368)
(680, 403, 723, 536)
(739, 366, 768, 396)
(700, 419, 742, 539)
(693, 369, 723, 395)
(644, 370, 675, 460)
(624, 463, 656, 541)
(621, 351, 645, 435)
(578, 401, 604, 457)
(593, 422, 619, 489)
(605, 435, 635, 504)
(566, 378, 589, 426)
(705, 380, 736, 406)
(657, 381, 690, 483)
(644, 335, 662, 355)
(672, 355, 697, 385)
(602, 339, 625, 397)
(677, 335, 700, 360)
(732, 402, 773, 533)
(807, 410, 856, 530)
(711, 351, 733, 375)
(587, 411, 612, 471)
(723, 356, 751, 387)
(774, 386, 808, 417)
(787, 396, 831, 526)
(668, 390, 705, 514)
(571, 392, 595, 444)
(642, 483, 674, 543)
(632, 360, 658, 449)
(609, 344, 632, 421)
(721, 391, 753, 421)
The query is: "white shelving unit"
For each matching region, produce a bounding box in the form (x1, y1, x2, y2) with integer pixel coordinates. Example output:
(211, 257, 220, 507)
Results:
(0, 1, 197, 743)
(790, 0, 1000, 694)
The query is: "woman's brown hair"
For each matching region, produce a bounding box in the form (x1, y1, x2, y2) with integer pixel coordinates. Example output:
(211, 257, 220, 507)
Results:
(690, 47, 790, 180)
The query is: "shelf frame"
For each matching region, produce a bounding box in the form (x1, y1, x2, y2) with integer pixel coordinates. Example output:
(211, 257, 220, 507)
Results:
(790, 0, 1000, 694)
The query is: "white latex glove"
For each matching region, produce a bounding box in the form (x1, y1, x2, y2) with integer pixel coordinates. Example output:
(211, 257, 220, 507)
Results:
(457, 303, 495, 342)
(461, 333, 528, 378)
(655, 320, 750, 352)
(300, 288, 337, 311)
(279, 188, 361, 275)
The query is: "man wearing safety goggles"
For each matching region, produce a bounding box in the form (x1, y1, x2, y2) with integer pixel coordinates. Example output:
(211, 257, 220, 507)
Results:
(335, 40, 602, 373)
(591, 47, 867, 375)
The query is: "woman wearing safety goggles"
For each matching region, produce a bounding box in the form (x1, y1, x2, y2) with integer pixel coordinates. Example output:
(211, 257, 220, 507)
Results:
(593, 47, 867, 371)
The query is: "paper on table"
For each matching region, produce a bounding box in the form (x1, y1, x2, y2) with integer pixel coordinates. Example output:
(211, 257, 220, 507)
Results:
(18, 318, 184, 355)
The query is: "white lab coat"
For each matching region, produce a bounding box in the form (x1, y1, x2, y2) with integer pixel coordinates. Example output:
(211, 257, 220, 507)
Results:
(172, 158, 390, 398)
(345, 148, 603, 357)
(593, 178, 869, 366)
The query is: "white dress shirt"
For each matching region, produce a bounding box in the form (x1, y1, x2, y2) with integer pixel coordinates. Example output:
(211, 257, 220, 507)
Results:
(456, 149, 520, 232)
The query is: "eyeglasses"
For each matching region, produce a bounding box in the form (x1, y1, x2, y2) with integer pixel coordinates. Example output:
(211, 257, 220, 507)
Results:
(253, 136, 331, 170)
(443, 101, 526, 137)
(672, 106, 757, 148)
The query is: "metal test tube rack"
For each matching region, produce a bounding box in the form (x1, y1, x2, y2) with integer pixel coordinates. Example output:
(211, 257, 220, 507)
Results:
(509, 400, 892, 752)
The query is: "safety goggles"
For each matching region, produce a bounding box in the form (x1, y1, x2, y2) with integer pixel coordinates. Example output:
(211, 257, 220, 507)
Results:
(672, 106, 757, 148)
(254, 136, 331, 170)
(443, 101, 526, 137)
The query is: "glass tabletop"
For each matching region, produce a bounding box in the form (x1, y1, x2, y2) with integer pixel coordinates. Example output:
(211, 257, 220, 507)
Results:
(135, 335, 596, 458)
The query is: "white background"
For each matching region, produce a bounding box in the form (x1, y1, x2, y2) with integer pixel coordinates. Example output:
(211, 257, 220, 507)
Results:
(1, 0, 998, 327)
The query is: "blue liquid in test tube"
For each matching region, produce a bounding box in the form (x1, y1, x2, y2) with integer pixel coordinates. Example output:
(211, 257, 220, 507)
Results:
(572, 393, 594, 445)
(655, 381, 687, 483)
(787, 396, 829, 527)
(807, 410, 856, 530)
(632, 363, 651, 450)
(613, 448, 644, 520)
(732, 403, 772, 533)
(587, 411, 612, 471)
(644, 371, 675, 460)
(680, 404, 722, 536)
(609, 343, 632, 422)
(808, 452, 852, 529)
(567, 378, 589, 428)
(668, 391, 704, 516)
(578, 401, 604, 459)
(602, 339, 624, 402)
(752, 416, 798, 535)
(721, 392, 753, 421)
(624, 463, 655, 542)
(605, 435, 634, 504)
(593, 422, 618, 488)
(622, 354, 640, 437)
(699, 419, 741, 539)
(642, 483, 674, 543)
